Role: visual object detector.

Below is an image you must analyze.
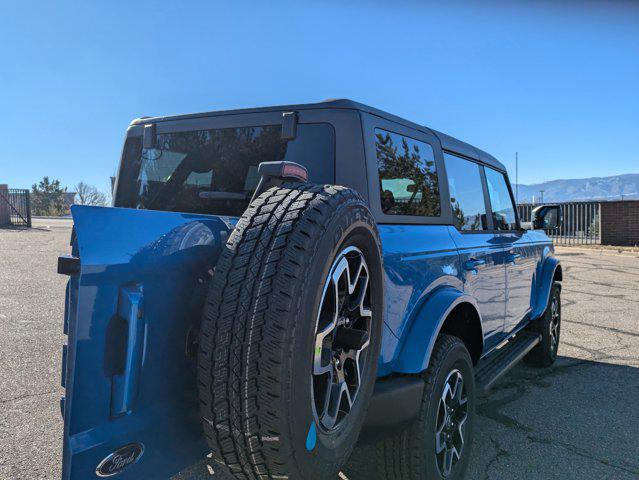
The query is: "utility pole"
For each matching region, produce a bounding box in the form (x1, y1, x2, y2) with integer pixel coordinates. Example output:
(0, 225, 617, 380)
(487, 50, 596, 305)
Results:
(539, 190, 545, 204)
(515, 152, 519, 204)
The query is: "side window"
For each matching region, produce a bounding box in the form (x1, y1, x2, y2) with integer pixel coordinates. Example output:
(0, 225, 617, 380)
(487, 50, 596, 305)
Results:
(375, 129, 440, 217)
(443, 153, 488, 231)
(485, 168, 518, 230)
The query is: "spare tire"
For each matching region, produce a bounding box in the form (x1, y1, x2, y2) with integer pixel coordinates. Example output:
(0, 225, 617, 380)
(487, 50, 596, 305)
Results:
(197, 183, 383, 480)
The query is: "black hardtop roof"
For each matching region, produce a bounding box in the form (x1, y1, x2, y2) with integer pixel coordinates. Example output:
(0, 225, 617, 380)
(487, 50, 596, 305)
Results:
(131, 99, 506, 172)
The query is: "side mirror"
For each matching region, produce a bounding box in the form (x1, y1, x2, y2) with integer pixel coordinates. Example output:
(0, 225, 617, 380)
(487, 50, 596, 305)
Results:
(531, 205, 562, 230)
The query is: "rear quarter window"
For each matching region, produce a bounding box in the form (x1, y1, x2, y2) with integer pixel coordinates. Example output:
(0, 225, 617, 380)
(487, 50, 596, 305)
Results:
(375, 129, 440, 217)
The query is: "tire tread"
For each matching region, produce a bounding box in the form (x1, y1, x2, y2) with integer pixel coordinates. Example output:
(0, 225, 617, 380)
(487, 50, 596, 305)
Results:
(198, 183, 375, 479)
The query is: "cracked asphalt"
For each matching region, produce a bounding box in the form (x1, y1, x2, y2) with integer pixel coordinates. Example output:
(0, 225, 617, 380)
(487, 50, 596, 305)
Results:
(1, 219, 638, 479)
(469, 248, 639, 480)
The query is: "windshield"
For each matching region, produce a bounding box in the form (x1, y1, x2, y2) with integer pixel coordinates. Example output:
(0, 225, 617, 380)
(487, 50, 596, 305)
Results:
(115, 123, 334, 216)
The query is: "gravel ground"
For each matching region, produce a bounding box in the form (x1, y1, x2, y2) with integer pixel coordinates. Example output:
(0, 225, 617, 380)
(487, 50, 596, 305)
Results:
(1, 219, 637, 479)
(0, 219, 69, 479)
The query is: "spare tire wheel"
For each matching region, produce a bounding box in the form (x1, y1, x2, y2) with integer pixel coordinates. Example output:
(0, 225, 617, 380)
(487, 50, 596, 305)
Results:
(197, 183, 384, 480)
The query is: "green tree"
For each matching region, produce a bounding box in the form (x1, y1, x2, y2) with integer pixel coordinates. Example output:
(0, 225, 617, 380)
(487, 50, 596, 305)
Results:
(31, 176, 68, 216)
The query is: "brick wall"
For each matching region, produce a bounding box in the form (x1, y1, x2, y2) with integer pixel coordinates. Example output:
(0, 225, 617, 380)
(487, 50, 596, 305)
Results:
(601, 200, 639, 246)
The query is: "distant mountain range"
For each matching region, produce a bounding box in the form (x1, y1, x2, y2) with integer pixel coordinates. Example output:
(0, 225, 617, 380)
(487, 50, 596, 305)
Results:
(513, 173, 639, 203)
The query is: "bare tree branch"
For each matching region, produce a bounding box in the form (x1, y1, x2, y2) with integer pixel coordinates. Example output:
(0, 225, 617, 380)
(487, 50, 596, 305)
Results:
(74, 182, 108, 206)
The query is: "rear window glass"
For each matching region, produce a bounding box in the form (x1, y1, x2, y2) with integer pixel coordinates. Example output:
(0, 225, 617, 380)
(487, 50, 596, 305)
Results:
(115, 124, 334, 216)
(375, 129, 440, 217)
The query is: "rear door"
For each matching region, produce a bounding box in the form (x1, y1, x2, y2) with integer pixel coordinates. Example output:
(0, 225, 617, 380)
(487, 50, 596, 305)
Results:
(358, 117, 461, 374)
(60, 205, 232, 479)
(484, 167, 538, 332)
(443, 152, 507, 350)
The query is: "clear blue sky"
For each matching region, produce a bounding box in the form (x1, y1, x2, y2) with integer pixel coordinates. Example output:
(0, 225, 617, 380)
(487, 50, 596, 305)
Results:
(1, 0, 638, 194)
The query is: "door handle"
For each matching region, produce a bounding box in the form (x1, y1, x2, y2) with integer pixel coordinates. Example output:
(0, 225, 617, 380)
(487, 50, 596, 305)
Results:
(464, 258, 486, 271)
(111, 284, 145, 417)
(506, 252, 522, 264)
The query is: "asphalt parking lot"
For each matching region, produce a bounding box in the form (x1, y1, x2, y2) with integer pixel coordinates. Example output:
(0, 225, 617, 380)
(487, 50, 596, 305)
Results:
(1, 218, 638, 479)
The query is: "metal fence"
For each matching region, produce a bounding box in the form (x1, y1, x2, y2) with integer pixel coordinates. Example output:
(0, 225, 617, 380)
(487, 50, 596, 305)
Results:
(0, 188, 32, 227)
(517, 201, 600, 245)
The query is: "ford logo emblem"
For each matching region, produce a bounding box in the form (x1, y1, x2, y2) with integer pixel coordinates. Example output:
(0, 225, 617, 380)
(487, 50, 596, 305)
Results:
(96, 443, 144, 477)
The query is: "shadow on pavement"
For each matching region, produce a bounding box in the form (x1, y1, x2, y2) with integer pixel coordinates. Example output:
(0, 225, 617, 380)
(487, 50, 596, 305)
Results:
(469, 355, 639, 479)
(174, 355, 639, 479)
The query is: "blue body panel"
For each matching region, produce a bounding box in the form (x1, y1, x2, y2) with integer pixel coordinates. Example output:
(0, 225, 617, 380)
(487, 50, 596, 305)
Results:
(378, 225, 462, 339)
(382, 226, 559, 373)
(376, 225, 463, 375)
(393, 288, 481, 373)
(500, 231, 538, 332)
(62, 206, 232, 480)
(530, 244, 562, 320)
(61, 207, 559, 479)
(446, 227, 508, 350)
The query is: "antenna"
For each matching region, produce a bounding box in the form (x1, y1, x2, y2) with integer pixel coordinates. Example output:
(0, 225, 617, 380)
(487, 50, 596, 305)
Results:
(515, 152, 519, 204)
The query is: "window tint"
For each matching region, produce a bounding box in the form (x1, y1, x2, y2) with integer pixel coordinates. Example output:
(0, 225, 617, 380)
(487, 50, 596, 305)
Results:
(375, 129, 440, 217)
(443, 153, 488, 231)
(115, 124, 334, 216)
(485, 168, 518, 230)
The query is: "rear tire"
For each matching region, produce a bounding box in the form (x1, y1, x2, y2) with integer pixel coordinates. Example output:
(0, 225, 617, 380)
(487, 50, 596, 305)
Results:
(345, 335, 476, 480)
(524, 282, 561, 368)
(197, 183, 383, 480)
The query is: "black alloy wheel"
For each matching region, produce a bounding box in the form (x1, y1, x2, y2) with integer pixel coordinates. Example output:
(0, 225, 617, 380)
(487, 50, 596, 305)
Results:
(312, 246, 373, 432)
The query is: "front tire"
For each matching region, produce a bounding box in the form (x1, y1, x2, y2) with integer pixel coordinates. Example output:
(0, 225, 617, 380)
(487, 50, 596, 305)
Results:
(197, 183, 383, 480)
(346, 334, 476, 480)
(524, 282, 561, 368)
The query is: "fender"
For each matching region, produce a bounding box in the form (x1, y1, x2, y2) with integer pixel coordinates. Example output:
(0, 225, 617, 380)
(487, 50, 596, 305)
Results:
(530, 252, 562, 320)
(393, 287, 483, 374)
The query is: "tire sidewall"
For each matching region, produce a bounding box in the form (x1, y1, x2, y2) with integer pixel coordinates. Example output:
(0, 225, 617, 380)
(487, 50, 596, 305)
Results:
(287, 200, 384, 476)
(543, 284, 561, 361)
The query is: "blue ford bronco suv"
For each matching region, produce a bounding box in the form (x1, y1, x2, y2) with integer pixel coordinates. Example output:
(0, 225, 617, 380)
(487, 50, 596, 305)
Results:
(58, 100, 563, 480)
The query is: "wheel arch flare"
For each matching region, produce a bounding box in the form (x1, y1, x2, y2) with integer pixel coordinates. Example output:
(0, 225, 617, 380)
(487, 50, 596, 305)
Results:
(392, 287, 484, 374)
